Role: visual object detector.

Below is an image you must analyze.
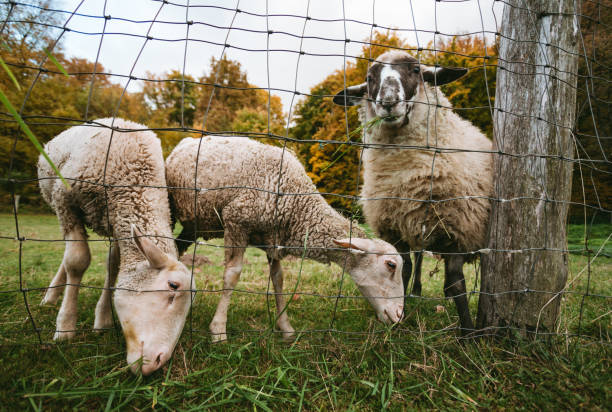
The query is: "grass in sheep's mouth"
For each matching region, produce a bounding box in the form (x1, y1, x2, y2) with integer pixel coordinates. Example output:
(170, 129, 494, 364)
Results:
(320, 116, 384, 173)
(383, 116, 399, 122)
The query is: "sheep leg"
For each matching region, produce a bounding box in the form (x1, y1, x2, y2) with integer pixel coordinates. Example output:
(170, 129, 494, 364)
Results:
(396, 241, 413, 298)
(268, 257, 295, 340)
(94, 243, 119, 331)
(209, 234, 246, 343)
(176, 224, 196, 256)
(412, 251, 423, 296)
(41, 263, 67, 305)
(54, 225, 91, 340)
(443, 255, 474, 335)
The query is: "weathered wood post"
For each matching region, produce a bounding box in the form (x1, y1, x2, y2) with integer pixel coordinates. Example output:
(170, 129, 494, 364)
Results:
(477, 0, 581, 334)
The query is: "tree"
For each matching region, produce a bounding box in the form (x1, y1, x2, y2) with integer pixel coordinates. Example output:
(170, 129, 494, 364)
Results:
(141, 57, 286, 154)
(421, 36, 498, 138)
(194, 56, 285, 137)
(143, 70, 197, 128)
(230, 94, 286, 143)
(477, 0, 580, 334)
(1, 41, 150, 205)
(570, 1, 612, 223)
(142, 71, 196, 155)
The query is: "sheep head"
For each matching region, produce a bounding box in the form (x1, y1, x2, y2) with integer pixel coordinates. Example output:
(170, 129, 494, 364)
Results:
(333, 238, 404, 324)
(114, 225, 195, 376)
(333, 51, 467, 128)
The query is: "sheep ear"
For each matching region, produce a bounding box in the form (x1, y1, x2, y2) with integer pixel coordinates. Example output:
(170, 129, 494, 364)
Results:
(333, 83, 367, 106)
(131, 224, 169, 270)
(422, 66, 467, 85)
(333, 238, 372, 254)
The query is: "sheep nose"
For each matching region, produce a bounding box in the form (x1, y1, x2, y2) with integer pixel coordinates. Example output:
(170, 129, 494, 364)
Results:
(397, 306, 404, 321)
(141, 351, 166, 376)
(381, 100, 397, 112)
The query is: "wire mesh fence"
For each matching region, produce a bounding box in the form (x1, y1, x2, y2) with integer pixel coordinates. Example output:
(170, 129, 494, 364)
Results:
(0, 0, 610, 356)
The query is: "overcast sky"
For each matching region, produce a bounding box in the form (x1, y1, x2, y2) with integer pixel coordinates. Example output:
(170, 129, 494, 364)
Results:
(58, 0, 503, 113)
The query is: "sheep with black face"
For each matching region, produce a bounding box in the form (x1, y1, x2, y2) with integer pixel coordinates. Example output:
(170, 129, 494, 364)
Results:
(334, 51, 493, 334)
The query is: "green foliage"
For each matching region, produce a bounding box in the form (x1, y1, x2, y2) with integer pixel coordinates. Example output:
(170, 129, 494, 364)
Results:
(569, 2, 612, 223)
(0, 15, 286, 203)
(0, 88, 69, 188)
(144, 70, 197, 128)
(0, 52, 150, 203)
(195, 56, 285, 137)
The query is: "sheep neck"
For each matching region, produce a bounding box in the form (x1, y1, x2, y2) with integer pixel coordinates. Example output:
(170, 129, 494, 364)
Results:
(111, 190, 177, 270)
(284, 196, 366, 266)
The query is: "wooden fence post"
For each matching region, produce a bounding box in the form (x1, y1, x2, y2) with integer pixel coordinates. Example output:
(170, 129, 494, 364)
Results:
(477, 0, 581, 334)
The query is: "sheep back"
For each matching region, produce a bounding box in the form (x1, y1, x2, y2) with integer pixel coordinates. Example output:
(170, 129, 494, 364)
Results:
(38, 118, 174, 254)
(166, 136, 358, 260)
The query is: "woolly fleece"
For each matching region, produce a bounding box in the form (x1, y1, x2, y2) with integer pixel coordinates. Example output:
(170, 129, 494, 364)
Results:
(359, 54, 493, 256)
(165, 135, 376, 263)
(38, 118, 177, 285)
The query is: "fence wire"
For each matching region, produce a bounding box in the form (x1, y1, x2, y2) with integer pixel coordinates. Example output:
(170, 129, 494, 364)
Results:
(0, 0, 610, 348)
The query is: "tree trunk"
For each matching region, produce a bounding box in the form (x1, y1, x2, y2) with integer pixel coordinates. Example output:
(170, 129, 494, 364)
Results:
(477, 0, 581, 334)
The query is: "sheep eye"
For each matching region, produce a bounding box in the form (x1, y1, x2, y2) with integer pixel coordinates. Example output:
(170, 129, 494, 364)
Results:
(168, 281, 179, 291)
(385, 261, 396, 271)
(413, 66, 420, 73)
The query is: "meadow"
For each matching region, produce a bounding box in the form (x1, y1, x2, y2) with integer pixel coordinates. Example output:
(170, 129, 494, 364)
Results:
(0, 212, 610, 410)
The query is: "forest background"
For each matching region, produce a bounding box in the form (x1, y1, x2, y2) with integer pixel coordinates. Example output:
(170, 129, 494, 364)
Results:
(1, 1, 609, 222)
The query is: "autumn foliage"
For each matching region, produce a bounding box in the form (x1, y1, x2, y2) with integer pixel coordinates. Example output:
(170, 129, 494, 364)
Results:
(0, 4, 285, 206)
(1, 2, 608, 223)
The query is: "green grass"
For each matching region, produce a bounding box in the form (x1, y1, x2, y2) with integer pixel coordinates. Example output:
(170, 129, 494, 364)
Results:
(567, 223, 612, 257)
(0, 213, 610, 410)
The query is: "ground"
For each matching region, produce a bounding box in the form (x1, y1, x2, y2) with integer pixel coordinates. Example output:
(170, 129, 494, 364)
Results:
(0, 213, 610, 410)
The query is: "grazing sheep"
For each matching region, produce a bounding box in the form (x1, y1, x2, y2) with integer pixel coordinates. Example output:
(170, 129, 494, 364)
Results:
(166, 136, 404, 342)
(333, 50, 493, 333)
(38, 118, 195, 375)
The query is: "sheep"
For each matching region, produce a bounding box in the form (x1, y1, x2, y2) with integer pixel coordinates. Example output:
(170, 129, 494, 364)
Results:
(38, 118, 196, 375)
(165, 135, 404, 342)
(333, 50, 493, 333)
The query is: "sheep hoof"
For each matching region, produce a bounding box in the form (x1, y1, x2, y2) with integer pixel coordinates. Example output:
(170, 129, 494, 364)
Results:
(53, 330, 75, 341)
(94, 302, 113, 331)
(211, 333, 228, 343)
(40, 291, 61, 306)
(93, 317, 113, 332)
(277, 323, 295, 341)
(281, 330, 296, 342)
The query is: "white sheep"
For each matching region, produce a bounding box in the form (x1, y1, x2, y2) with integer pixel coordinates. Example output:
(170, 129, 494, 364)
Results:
(165, 136, 404, 342)
(38, 118, 196, 375)
(333, 50, 493, 333)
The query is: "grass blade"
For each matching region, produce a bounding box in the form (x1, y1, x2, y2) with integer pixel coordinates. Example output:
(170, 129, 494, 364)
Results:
(43, 48, 69, 77)
(0, 88, 70, 188)
(0, 55, 21, 91)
